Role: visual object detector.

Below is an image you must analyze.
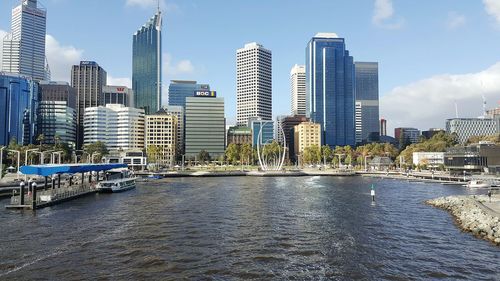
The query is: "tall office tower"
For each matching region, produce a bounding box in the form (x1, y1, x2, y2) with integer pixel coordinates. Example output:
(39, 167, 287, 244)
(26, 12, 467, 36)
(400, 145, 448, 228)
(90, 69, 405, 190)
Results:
(290, 64, 306, 116)
(145, 111, 177, 166)
(0, 73, 39, 146)
(102, 85, 134, 107)
(355, 62, 379, 143)
(185, 93, 225, 158)
(2, 0, 48, 81)
(380, 118, 387, 136)
(306, 33, 355, 147)
(236, 42, 272, 125)
(83, 104, 145, 151)
(133, 10, 162, 115)
(168, 80, 210, 108)
(164, 105, 184, 157)
(38, 81, 77, 147)
(71, 61, 107, 149)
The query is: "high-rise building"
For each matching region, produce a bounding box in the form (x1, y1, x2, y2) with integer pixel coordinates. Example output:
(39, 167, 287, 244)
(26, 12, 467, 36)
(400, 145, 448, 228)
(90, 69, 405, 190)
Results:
(38, 81, 77, 147)
(280, 115, 309, 161)
(395, 127, 421, 147)
(185, 94, 225, 158)
(102, 85, 133, 107)
(2, 0, 48, 80)
(163, 105, 185, 157)
(249, 118, 274, 147)
(132, 10, 162, 115)
(71, 61, 107, 149)
(236, 42, 272, 125)
(446, 118, 499, 144)
(306, 33, 355, 147)
(290, 64, 306, 116)
(355, 62, 379, 143)
(83, 104, 145, 151)
(168, 80, 210, 108)
(294, 122, 321, 159)
(380, 119, 387, 136)
(0, 73, 39, 146)
(145, 110, 177, 166)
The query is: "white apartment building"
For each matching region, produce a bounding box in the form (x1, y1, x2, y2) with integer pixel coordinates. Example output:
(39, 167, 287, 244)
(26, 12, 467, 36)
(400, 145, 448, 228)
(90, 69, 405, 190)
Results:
(290, 64, 306, 116)
(145, 113, 177, 166)
(446, 118, 499, 144)
(355, 101, 362, 144)
(412, 152, 445, 168)
(236, 42, 272, 125)
(83, 104, 145, 151)
(2, 0, 48, 80)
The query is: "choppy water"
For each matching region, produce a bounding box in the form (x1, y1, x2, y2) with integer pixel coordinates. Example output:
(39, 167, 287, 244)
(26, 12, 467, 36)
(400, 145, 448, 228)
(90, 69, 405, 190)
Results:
(0, 176, 499, 280)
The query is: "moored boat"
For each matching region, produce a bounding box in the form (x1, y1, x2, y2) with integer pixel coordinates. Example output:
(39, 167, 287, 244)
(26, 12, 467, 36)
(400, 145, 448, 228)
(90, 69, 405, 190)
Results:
(465, 179, 491, 189)
(97, 169, 137, 193)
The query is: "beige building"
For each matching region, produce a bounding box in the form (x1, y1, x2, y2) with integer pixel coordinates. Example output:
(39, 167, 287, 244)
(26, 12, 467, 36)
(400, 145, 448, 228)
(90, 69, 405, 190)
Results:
(294, 122, 321, 156)
(145, 111, 178, 166)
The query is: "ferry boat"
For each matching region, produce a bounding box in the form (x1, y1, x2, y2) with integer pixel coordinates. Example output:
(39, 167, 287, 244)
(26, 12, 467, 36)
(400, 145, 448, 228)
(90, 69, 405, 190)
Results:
(97, 169, 137, 193)
(465, 179, 491, 189)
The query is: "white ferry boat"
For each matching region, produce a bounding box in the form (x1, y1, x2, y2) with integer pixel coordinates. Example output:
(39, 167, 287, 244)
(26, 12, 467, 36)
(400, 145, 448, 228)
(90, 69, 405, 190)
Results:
(465, 179, 491, 189)
(97, 169, 137, 193)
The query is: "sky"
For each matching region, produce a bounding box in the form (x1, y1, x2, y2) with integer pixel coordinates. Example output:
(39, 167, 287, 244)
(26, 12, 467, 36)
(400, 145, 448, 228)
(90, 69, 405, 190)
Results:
(1, 0, 500, 136)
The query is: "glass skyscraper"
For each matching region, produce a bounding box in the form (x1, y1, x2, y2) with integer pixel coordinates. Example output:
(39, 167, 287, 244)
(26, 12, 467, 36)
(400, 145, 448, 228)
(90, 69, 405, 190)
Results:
(132, 11, 162, 115)
(0, 74, 39, 146)
(168, 80, 210, 108)
(306, 33, 355, 147)
(355, 62, 379, 143)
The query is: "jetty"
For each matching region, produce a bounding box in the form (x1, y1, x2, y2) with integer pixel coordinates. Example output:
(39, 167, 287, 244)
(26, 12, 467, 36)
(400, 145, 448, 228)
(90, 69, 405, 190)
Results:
(5, 163, 126, 210)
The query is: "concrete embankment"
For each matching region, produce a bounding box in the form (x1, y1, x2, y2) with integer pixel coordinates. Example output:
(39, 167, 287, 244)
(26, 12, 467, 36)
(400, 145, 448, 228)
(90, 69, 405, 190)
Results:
(426, 195, 500, 245)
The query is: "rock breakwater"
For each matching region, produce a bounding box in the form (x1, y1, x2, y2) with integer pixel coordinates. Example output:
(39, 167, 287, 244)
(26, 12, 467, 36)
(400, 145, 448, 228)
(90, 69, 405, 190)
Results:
(426, 195, 500, 246)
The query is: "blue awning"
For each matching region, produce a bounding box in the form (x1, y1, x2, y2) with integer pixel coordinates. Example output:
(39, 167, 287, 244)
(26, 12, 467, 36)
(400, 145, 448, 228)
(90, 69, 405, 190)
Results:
(20, 163, 127, 177)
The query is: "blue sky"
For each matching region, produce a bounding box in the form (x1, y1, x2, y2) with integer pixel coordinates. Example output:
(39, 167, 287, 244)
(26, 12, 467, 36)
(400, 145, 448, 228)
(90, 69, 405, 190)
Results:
(1, 0, 500, 134)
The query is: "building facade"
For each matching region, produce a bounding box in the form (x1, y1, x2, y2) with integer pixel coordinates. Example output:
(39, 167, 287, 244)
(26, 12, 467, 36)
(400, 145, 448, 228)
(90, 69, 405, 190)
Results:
(280, 115, 309, 160)
(38, 81, 77, 147)
(236, 42, 272, 125)
(294, 122, 321, 158)
(395, 127, 420, 146)
(355, 62, 379, 143)
(145, 112, 177, 166)
(163, 105, 185, 157)
(446, 118, 499, 144)
(355, 102, 362, 144)
(2, 0, 48, 80)
(412, 152, 445, 168)
(185, 96, 225, 158)
(132, 11, 162, 115)
(101, 85, 133, 107)
(0, 73, 39, 145)
(380, 119, 387, 136)
(306, 33, 355, 147)
(249, 118, 274, 147)
(83, 104, 145, 151)
(290, 64, 306, 116)
(422, 128, 445, 140)
(227, 126, 252, 145)
(444, 142, 500, 173)
(168, 80, 210, 108)
(71, 61, 107, 149)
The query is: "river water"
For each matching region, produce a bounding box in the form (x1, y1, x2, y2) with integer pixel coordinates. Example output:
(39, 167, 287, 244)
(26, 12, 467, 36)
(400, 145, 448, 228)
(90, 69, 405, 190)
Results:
(0, 176, 498, 280)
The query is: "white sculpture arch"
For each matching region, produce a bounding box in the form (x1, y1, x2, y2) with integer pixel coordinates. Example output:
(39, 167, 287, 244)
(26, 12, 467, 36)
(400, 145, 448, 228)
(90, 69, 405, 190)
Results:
(256, 121, 286, 171)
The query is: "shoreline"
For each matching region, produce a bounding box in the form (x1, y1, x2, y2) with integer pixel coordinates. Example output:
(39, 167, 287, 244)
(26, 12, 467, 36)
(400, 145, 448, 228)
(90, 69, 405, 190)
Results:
(426, 195, 500, 246)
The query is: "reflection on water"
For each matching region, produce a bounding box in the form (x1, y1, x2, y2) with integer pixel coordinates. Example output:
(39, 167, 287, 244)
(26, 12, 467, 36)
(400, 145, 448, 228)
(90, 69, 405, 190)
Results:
(0, 176, 498, 280)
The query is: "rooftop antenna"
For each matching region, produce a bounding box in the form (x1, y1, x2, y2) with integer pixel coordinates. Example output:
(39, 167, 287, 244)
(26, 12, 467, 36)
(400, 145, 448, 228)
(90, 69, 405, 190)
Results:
(157, 0, 160, 12)
(454, 100, 459, 118)
(480, 80, 487, 117)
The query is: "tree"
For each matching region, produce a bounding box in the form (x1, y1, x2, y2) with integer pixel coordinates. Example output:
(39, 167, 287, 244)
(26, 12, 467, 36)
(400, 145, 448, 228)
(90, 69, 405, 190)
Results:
(240, 143, 253, 166)
(53, 142, 72, 163)
(321, 145, 332, 166)
(225, 143, 240, 165)
(147, 145, 161, 168)
(198, 150, 210, 164)
(84, 141, 109, 162)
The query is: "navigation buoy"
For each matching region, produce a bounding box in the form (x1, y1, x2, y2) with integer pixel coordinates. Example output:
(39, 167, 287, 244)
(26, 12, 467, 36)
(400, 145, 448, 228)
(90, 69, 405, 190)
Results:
(371, 184, 375, 202)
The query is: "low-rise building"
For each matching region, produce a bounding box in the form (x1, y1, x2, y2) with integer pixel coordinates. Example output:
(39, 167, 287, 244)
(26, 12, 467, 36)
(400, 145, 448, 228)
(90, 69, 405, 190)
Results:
(395, 127, 420, 147)
(227, 126, 252, 145)
(294, 122, 321, 158)
(145, 110, 177, 166)
(83, 104, 145, 151)
(412, 152, 445, 168)
(103, 150, 147, 171)
(444, 142, 500, 174)
(446, 118, 499, 144)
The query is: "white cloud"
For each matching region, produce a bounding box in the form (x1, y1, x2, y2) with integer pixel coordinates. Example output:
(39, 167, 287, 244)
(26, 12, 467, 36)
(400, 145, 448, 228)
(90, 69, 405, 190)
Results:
(372, 0, 404, 29)
(163, 53, 195, 76)
(446, 11, 466, 29)
(0, 29, 7, 70)
(380, 62, 500, 134)
(45, 34, 83, 81)
(484, 0, 500, 25)
(125, 0, 178, 12)
(107, 76, 132, 88)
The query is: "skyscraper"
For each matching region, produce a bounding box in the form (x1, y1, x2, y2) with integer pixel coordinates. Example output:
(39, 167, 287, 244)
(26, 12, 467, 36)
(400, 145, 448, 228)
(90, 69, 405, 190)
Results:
(132, 10, 162, 115)
(236, 42, 272, 126)
(355, 62, 379, 143)
(168, 80, 210, 108)
(306, 33, 355, 147)
(71, 61, 107, 149)
(2, 0, 48, 80)
(290, 64, 306, 116)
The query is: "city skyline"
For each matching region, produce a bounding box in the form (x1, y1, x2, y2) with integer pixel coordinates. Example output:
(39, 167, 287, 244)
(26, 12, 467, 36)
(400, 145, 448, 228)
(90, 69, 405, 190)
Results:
(0, 0, 500, 134)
